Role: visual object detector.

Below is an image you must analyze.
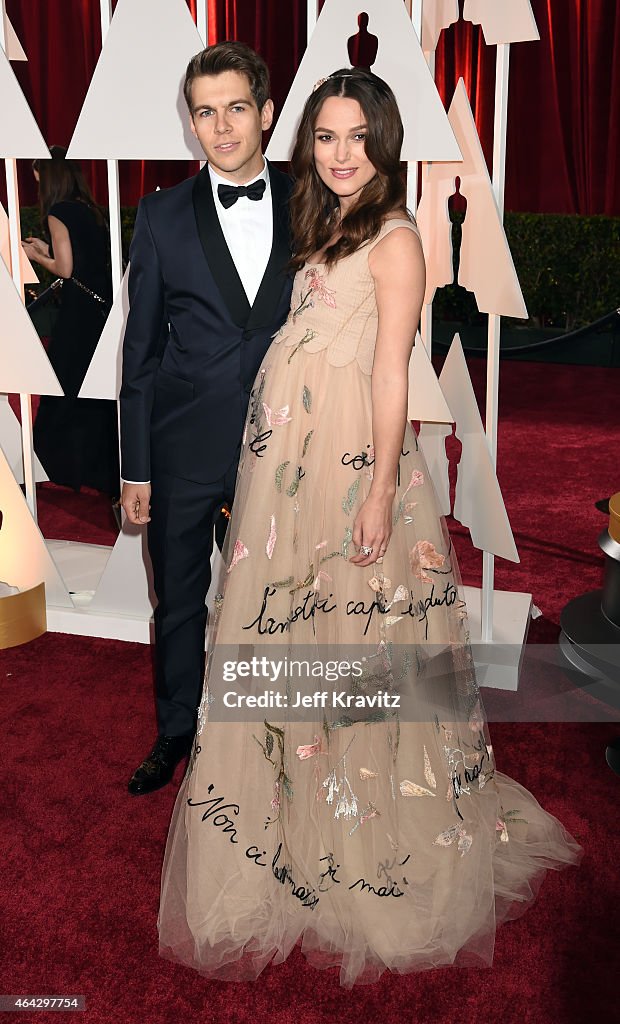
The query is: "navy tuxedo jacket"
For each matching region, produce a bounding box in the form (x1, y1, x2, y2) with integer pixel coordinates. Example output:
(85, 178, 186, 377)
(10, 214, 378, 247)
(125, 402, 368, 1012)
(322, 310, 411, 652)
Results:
(120, 162, 293, 484)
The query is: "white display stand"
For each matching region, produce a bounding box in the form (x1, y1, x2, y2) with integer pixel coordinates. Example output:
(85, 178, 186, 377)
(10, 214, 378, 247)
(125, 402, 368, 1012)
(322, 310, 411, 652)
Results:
(417, 331, 529, 690)
(463, 585, 532, 691)
(414, 6, 541, 688)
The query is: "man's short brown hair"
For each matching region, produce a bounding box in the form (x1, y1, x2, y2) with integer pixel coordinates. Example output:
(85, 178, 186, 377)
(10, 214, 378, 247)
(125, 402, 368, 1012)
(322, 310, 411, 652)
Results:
(184, 41, 271, 113)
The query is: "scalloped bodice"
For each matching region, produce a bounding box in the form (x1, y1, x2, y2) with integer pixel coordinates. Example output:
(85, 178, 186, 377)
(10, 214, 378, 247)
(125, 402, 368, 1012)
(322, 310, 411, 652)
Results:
(273, 218, 420, 374)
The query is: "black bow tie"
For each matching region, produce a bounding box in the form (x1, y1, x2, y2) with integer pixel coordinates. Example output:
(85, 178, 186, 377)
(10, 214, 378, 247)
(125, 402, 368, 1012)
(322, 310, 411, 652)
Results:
(217, 178, 267, 209)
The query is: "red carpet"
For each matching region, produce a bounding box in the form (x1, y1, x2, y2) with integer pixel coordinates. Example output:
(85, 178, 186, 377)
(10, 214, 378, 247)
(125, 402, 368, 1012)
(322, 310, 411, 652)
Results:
(2, 359, 620, 1023)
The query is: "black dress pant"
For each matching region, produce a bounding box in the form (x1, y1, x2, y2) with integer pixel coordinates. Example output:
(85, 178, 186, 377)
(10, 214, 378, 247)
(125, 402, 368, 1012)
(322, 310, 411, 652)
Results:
(147, 461, 237, 738)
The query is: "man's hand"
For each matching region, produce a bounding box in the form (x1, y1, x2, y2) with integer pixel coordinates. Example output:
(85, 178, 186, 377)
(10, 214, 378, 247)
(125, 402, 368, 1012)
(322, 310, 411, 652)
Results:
(121, 483, 152, 525)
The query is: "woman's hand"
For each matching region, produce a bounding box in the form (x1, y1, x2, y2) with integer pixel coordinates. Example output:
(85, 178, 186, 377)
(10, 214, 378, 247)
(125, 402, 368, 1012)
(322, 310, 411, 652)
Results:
(24, 218, 73, 278)
(349, 488, 394, 567)
(22, 236, 50, 262)
(23, 236, 49, 256)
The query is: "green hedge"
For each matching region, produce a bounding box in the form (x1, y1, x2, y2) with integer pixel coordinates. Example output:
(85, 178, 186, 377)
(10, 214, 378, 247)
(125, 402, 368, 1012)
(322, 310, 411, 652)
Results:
(21, 207, 620, 330)
(506, 213, 620, 329)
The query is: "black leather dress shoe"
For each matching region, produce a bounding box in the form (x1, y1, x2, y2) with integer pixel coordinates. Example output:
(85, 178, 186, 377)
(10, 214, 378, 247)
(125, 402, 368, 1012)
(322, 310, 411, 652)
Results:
(128, 734, 193, 796)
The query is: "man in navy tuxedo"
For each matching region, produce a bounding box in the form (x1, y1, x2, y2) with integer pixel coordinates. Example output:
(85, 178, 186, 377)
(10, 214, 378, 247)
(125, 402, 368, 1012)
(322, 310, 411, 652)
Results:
(120, 42, 293, 795)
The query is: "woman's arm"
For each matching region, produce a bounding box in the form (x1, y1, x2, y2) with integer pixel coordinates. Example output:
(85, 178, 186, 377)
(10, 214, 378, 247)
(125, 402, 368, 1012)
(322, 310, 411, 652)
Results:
(349, 225, 425, 567)
(22, 215, 73, 278)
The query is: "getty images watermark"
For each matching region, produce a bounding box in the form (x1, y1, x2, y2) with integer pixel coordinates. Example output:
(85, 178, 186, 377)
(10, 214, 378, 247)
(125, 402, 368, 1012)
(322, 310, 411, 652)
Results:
(202, 644, 620, 723)
(220, 655, 400, 709)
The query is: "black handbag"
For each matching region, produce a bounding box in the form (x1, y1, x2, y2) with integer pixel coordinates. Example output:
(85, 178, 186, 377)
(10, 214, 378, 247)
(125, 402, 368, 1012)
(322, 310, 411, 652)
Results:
(26, 277, 63, 336)
(27, 275, 111, 328)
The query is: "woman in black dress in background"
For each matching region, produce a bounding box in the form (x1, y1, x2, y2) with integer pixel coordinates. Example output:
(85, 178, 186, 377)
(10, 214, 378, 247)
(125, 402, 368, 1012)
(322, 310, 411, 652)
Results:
(22, 146, 119, 497)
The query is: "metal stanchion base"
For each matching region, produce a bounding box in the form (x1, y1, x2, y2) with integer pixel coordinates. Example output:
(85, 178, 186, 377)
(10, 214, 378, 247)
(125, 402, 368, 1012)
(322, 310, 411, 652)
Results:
(559, 590, 620, 705)
(606, 737, 620, 775)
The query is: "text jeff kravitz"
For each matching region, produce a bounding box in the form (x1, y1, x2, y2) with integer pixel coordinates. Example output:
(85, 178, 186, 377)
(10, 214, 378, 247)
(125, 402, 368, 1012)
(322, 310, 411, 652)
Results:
(222, 690, 400, 709)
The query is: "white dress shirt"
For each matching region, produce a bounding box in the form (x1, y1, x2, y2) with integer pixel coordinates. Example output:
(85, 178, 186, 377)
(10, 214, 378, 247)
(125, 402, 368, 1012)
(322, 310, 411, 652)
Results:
(123, 160, 273, 486)
(208, 159, 273, 305)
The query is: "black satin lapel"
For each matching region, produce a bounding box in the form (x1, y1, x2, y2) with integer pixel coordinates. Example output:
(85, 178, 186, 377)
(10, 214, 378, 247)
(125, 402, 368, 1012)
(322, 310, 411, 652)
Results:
(246, 166, 292, 331)
(192, 167, 251, 328)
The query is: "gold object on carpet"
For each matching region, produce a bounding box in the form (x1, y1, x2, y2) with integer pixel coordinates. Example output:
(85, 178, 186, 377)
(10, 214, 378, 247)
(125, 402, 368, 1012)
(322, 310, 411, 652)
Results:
(0, 582, 46, 649)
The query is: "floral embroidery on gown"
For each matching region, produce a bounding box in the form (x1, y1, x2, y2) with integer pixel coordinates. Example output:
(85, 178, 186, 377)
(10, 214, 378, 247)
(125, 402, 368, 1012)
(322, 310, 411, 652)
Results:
(157, 219, 582, 987)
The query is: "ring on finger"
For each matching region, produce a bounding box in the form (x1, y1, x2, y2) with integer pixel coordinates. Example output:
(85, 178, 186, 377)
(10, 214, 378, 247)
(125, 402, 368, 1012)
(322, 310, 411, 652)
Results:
(360, 545, 373, 556)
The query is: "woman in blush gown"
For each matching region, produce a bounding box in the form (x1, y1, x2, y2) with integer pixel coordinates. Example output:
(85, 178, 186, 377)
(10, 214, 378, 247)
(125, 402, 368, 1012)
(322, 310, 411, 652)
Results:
(157, 68, 582, 988)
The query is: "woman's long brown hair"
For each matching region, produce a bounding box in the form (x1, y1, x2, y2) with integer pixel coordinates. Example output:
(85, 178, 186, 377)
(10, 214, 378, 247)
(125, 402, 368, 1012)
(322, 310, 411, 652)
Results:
(289, 68, 410, 271)
(32, 145, 107, 233)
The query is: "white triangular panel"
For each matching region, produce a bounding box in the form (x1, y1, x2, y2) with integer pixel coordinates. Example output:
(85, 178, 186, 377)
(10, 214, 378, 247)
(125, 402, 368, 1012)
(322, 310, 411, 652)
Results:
(416, 172, 454, 299)
(463, 0, 539, 45)
(0, 395, 47, 484)
(453, 82, 526, 318)
(454, 430, 518, 561)
(418, 421, 452, 515)
(422, 0, 459, 52)
(89, 521, 223, 620)
(4, 13, 27, 60)
(1, 202, 38, 283)
(80, 266, 128, 399)
(88, 526, 155, 617)
(266, 0, 461, 162)
(0, 45, 49, 157)
(407, 335, 453, 422)
(67, 0, 205, 159)
(0, 256, 63, 395)
(0, 443, 73, 606)
(417, 80, 527, 318)
(439, 335, 518, 561)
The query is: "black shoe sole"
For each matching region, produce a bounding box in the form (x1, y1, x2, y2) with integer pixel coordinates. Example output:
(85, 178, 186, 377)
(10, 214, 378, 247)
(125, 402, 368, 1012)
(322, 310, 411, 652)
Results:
(128, 775, 174, 796)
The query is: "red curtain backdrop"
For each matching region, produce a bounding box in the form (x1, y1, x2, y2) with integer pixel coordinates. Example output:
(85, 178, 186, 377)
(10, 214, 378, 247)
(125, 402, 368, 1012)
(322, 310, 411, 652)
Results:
(2, 0, 619, 215)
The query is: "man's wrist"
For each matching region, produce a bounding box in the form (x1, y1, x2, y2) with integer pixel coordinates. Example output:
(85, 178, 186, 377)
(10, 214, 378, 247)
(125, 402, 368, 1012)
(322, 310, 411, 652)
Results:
(122, 479, 151, 485)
